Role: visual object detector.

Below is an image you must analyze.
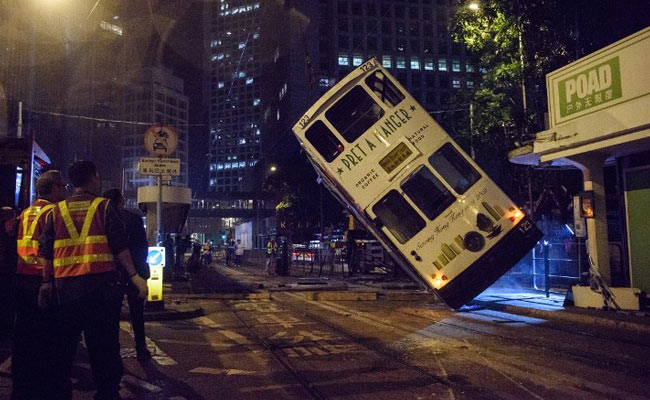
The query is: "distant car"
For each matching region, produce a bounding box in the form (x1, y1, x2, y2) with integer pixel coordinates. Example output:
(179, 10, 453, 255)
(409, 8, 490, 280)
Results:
(291, 244, 314, 262)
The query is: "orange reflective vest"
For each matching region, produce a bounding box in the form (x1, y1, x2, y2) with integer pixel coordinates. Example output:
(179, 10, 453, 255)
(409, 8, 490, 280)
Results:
(52, 196, 115, 278)
(16, 199, 55, 275)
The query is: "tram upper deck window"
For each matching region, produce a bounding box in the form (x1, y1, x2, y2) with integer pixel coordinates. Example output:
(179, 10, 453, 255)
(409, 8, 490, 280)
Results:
(305, 120, 344, 162)
(401, 166, 455, 220)
(372, 190, 425, 244)
(325, 86, 384, 143)
(365, 70, 405, 107)
(429, 143, 481, 194)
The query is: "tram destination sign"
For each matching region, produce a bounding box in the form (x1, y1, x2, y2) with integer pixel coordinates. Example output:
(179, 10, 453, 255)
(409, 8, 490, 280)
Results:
(139, 157, 181, 176)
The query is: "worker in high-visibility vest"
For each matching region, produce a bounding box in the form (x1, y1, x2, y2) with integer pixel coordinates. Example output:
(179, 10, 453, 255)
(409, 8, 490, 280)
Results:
(12, 170, 68, 399)
(38, 161, 148, 400)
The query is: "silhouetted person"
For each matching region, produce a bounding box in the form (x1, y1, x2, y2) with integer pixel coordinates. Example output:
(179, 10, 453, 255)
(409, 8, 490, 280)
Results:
(103, 188, 151, 362)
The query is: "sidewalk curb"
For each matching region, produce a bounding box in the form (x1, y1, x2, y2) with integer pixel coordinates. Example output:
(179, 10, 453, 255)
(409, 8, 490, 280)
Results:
(472, 301, 650, 335)
(168, 292, 271, 300)
(121, 304, 204, 322)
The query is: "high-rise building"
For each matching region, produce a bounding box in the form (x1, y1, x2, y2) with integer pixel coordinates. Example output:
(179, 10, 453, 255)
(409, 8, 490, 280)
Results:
(204, 1, 265, 193)
(314, 0, 475, 113)
(121, 67, 190, 209)
(204, 0, 301, 193)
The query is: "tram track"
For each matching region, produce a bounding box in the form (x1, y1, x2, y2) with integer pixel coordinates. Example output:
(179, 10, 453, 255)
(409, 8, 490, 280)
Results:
(220, 297, 500, 400)
(276, 293, 650, 400)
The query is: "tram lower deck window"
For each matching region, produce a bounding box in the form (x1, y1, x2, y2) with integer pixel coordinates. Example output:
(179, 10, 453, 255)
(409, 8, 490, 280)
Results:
(326, 86, 384, 143)
(429, 143, 481, 194)
(305, 120, 344, 162)
(372, 190, 425, 244)
(401, 166, 455, 220)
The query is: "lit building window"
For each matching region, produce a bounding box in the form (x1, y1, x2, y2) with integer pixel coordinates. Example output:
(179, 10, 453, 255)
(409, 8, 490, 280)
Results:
(253, 98, 260, 106)
(424, 59, 434, 70)
(467, 80, 474, 88)
(238, 71, 246, 78)
(239, 162, 246, 168)
(438, 58, 447, 71)
(217, 164, 224, 170)
(238, 42, 246, 49)
(277, 109, 280, 120)
(452, 60, 461, 72)
(218, 82, 224, 88)
(253, 32, 260, 39)
(452, 78, 461, 88)
(466, 63, 474, 72)
(382, 55, 392, 68)
(239, 138, 247, 145)
(246, 77, 254, 84)
(352, 55, 363, 66)
(210, 40, 221, 47)
(410, 57, 420, 70)
(210, 178, 216, 186)
(255, 129, 261, 135)
(338, 54, 349, 66)
(396, 57, 406, 69)
(225, 163, 232, 169)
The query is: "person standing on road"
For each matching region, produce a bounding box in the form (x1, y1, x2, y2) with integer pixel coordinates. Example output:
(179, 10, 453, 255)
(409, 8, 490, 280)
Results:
(0, 206, 18, 337)
(38, 160, 148, 400)
(12, 170, 68, 400)
(234, 239, 243, 267)
(265, 237, 278, 276)
(103, 188, 151, 362)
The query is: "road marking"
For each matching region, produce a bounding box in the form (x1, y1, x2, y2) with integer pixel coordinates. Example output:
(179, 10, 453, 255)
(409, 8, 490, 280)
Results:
(194, 316, 253, 345)
(120, 321, 177, 365)
(189, 367, 257, 376)
(122, 374, 163, 393)
(157, 338, 234, 348)
(0, 356, 11, 374)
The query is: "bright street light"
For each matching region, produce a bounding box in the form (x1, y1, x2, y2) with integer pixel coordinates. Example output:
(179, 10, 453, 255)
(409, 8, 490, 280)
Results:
(468, 2, 480, 11)
(269, 165, 277, 172)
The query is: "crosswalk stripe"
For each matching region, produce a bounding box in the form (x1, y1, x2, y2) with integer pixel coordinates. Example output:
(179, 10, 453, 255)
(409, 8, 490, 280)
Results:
(195, 316, 253, 345)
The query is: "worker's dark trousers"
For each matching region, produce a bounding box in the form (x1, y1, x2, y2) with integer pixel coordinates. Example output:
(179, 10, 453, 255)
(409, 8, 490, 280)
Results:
(59, 282, 123, 400)
(125, 281, 146, 351)
(11, 275, 68, 400)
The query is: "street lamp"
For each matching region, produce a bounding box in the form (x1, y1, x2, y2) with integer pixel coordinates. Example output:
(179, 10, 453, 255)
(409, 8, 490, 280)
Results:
(468, 2, 480, 11)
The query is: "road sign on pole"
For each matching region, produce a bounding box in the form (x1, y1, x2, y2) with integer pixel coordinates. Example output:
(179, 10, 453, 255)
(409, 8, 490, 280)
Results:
(144, 125, 178, 157)
(139, 157, 181, 176)
(147, 246, 166, 305)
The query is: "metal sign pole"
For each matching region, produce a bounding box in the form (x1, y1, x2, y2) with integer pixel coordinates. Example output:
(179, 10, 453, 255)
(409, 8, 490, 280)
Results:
(157, 174, 162, 244)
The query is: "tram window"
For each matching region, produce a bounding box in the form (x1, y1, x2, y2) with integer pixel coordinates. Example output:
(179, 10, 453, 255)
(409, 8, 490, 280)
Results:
(326, 86, 385, 143)
(401, 167, 455, 220)
(365, 70, 405, 107)
(429, 143, 480, 194)
(305, 120, 344, 162)
(372, 190, 425, 244)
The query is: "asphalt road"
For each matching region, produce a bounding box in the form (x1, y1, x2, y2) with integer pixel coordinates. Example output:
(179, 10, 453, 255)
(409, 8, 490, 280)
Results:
(1, 272, 649, 399)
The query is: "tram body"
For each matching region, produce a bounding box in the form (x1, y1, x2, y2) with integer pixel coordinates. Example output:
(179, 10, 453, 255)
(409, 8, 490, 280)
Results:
(293, 59, 542, 308)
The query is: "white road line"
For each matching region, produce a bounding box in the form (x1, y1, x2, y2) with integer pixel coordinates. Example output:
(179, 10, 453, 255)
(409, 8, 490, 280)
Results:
(189, 367, 258, 376)
(194, 316, 254, 345)
(119, 321, 177, 365)
(157, 338, 234, 348)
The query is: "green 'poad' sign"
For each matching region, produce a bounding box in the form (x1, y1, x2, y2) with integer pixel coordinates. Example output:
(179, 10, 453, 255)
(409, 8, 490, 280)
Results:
(558, 57, 622, 117)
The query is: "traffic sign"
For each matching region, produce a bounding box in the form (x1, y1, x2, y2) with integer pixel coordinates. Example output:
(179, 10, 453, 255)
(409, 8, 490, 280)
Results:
(147, 246, 166, 268)
(144, 125, 178, 157)
(139, 157, 181, 176)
